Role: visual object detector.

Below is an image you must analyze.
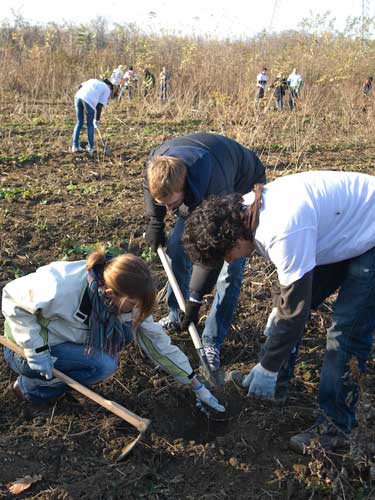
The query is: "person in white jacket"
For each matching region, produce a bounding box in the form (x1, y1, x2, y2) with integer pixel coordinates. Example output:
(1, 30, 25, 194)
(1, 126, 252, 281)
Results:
(110, 65, 125, 98)
(287, 68, 303, 110)
(72, 78, 113, 154)
(2, 247, 224, 413)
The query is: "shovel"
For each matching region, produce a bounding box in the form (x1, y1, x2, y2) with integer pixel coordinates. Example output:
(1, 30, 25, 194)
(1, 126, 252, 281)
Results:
(96, 126, 113, 156)
(157, 247, 218, 388)
(0, 336, 150, 460)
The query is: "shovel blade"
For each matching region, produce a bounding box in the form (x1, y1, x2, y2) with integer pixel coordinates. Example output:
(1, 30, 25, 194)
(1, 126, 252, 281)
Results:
(116, 432, 143, 462)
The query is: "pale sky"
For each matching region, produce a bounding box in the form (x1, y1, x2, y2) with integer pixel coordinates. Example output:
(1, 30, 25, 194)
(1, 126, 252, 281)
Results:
(0, 0, 367, 38)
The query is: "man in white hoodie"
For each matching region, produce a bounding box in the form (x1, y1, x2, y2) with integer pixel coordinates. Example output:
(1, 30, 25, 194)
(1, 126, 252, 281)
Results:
(183, 170, 375, 453)
(255, 67, 268, 109)
(287, 68, 303, 110)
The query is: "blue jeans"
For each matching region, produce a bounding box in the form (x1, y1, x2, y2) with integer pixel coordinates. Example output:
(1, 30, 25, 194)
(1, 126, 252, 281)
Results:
(166, 216, 246, 350)
(317, 248, 375, 432)
(278, 250, 375, 432)
(289, 89, 299, 110)
(72, 97, 95, 149)
(275, 96, 283, 110)
(5, 342, 118, 404)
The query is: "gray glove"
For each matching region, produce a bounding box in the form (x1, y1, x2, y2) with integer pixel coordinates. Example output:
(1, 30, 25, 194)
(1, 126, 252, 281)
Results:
(242, 362, 278, 399)
(193, 383, 225, 412)
(26, 351, 53, 380)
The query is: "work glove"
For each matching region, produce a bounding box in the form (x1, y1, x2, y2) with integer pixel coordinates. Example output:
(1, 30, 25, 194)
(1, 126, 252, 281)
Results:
(263, 307, 278, 337)
(145, 222, 166, 252)
(26, 351, 54, 380)
(242, 362, 278, 399)
(193, 382, 225, 412)
(94, 120, 100, 129)
(180, 300, 202, 331)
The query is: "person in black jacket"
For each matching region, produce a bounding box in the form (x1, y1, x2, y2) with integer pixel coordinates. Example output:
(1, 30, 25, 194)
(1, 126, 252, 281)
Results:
(143, 132, 266, 371)
(270, 73, 288, 110)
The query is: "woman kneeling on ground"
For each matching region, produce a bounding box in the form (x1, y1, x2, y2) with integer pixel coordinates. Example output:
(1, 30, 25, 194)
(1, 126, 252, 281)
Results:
(2, 247, 224, 412)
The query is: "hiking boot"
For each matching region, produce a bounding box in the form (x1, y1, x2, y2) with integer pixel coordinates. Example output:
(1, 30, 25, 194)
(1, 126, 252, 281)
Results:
(159, 316, 181, 332)
(11, 378, 52, 419)
(228, 369, 288, 404)
(71, 145, 84, 153)
(289, 424, 349, 454)
(203, 345, 221, 371)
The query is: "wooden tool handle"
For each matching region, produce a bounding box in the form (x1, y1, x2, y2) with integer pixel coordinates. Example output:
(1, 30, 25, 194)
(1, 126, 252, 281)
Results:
(157, 246, 203, 350)
(0, 336, 151, 433)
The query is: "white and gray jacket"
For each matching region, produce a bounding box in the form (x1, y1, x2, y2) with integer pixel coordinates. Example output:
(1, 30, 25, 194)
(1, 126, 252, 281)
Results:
(2, 260, 194, 384)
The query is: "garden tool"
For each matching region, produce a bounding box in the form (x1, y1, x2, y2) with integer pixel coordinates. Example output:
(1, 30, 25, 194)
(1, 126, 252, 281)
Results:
(96, 126, 113, 156)
(0, 336, 150, 460)
(157, 246, 218, 388)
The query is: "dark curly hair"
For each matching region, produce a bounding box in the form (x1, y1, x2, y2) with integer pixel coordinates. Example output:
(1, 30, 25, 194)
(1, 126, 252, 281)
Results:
(183, 193, 254, 265)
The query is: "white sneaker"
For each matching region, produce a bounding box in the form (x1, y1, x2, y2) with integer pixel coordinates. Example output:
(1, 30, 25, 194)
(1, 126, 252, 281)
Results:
(72, 145, 84, 153)
(87, 147, 95, 154)
(203, 345, 221, 371)
(159, 316, 180, 332)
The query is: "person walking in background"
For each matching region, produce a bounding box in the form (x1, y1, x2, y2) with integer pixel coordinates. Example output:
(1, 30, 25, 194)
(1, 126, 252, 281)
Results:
(255, 67, 268, 110)
(143, 132, 266, 372)
(110, 65, 125, 99)
(362, 76, 373, 111)
(119, 66, 138, 101)
(2, 247, 224, 413)
(363, 76, 373, 96)
(159, 67, 171, 102)
(72, 78, 113, 154)
(142, 68, 156, 97)
(270, 73, 288, 110)
(287, 68, 303, 110)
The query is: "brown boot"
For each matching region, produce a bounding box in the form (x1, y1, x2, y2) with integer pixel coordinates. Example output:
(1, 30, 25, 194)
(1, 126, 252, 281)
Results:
(11, 378, 53, 419)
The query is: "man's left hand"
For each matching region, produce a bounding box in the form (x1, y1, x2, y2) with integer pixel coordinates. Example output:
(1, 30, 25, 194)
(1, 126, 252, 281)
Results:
(180, 300, 201, 331)
(242, 362, 278, 399)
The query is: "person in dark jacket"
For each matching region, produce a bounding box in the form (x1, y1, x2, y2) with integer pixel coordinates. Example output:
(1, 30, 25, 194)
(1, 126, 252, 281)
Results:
(143, 132, 266, 371)
(270, 73, 288, 110)
(143, 68, 156, 97)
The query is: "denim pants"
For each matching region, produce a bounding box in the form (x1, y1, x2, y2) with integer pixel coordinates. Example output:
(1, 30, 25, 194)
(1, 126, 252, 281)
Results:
(5, 342, 118, 404)
(72, 97, 95, 149)
(166, 216, 246, 350)
(275, 96, 283, 110)
(317, 249, 375, 432)
(288, 89, 299, 110)
(278, 249, 375, 432)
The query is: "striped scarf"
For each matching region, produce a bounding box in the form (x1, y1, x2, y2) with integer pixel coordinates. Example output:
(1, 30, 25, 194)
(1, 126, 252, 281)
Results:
(86, 258, 133, 356)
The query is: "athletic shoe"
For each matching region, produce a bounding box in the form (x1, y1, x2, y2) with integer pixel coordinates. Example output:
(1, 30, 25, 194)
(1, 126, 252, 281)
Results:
(71, 145, 84, 153)
(87, 147, 95, 154)
(159, 316, 181, 332)
(203, 345, 221, 371)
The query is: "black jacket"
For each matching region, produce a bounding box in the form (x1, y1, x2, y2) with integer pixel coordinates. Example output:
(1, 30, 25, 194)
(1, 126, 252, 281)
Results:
(143, 133, 266, 299)
(144, 132, 266, 224)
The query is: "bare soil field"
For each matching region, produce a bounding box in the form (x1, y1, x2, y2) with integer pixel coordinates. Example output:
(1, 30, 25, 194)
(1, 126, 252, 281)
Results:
(1, 99, 375, 499)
